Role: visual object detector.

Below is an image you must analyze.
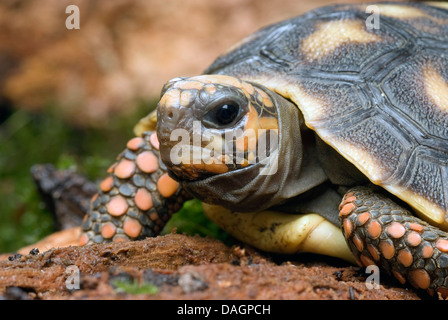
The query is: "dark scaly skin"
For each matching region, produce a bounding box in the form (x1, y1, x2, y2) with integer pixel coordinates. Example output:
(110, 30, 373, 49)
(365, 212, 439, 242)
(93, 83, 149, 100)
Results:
(80, 131, 192, 245)
(339, 187, 448, 298)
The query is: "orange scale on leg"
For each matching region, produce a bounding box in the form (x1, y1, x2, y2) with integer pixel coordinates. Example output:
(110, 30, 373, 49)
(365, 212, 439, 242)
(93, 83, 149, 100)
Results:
(106, 195, 129, 217)
(78, 233, 89, 246)
(114, 159, 136, 179)
(135, 188, 153, 211)
(343, 196, 357, 204)
(352, 233, 364, 252)
(357, 212, 370, 225)
(343, 219, 353, 238)
(422, 245, 434, 258)
(339, 195, 355, 211)
(100, 176, 114, 193)
(157, 173, 179, 198)
(127, 137, 144, 151)
(409, 269, 431, 290)
(367, 244, 380, 261)
(408, 222, 424, 232)
(123, 218, 142, 238)
(367, 220, 382, 239)
(406, 232, 422, 247)
(136, 151, 159, 173)
(436, 239, 448, 252)
(345, 192, 355, 199)
(379, 241, 395, 259)
(101, 222, 117, 239)
(387, 222, 406, 239)
(149, 132, 160, 150)
(360, 254, 376, 267)
(339, 203, 355, 217)
(397, 249, 413, 267)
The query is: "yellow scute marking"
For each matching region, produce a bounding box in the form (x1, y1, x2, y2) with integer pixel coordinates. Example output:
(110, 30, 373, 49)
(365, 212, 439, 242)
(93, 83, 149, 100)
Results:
(249, 76, 329, 126)
(301, 20, 382, 60)
(159, 88, 180, 107)
(173, 80, 204, 91)
(427, 2, 448, 10)
(192, 75, 243, 89)
(423, 65, 448, 114)
(375, 4, 428, 19)
(386, 184, 447, 230)
(180, 90, 194, 107)
(322, 136, 386, 184)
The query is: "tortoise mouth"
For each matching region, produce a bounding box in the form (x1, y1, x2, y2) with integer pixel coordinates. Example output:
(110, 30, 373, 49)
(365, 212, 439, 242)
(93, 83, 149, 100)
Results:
(160, 144, 257, 181)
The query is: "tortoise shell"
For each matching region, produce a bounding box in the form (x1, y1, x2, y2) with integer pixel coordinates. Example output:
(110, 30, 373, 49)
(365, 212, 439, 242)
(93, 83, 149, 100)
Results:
(204, 2, 448, 229)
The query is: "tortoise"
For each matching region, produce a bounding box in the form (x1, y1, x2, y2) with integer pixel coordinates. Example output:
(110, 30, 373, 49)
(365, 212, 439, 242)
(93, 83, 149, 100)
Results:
(79, 2, 448, 297)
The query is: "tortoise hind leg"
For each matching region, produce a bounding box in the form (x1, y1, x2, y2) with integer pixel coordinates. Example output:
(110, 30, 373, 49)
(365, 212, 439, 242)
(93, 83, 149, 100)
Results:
(79, 131, 191, 245)
(339, 186, 448, 298)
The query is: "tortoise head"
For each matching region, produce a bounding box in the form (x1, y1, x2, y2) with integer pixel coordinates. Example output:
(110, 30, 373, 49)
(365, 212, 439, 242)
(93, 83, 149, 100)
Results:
(156, 75, 280, 180)
(155, 75, 307, 212)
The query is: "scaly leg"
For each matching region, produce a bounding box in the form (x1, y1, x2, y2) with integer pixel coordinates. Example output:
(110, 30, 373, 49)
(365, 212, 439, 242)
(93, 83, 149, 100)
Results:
(79, 131, 191, 245)
(339, 186, 448, 298)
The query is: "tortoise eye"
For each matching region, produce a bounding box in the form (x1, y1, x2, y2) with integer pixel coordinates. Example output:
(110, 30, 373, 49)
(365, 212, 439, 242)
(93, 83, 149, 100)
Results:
(202, 102, 241, 128)
(215, 104, 239, 126)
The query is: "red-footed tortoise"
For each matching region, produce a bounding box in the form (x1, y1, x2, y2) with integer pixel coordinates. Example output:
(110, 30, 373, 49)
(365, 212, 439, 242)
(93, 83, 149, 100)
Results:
(79, 2, 448, 297)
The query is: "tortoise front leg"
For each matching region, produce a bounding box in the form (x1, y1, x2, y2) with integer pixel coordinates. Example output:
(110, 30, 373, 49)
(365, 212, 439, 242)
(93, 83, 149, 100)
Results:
(79, 131, 191, 245)
(339, 186, 448, 298)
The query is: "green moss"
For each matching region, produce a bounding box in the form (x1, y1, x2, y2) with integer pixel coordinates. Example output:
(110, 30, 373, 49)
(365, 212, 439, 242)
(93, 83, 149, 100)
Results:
(112, 280, 159, 295)
(162, 199, 233, 245)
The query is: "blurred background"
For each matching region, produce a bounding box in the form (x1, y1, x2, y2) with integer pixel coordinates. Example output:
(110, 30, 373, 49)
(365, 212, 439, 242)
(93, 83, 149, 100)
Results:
(0, 0, 404, 253)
